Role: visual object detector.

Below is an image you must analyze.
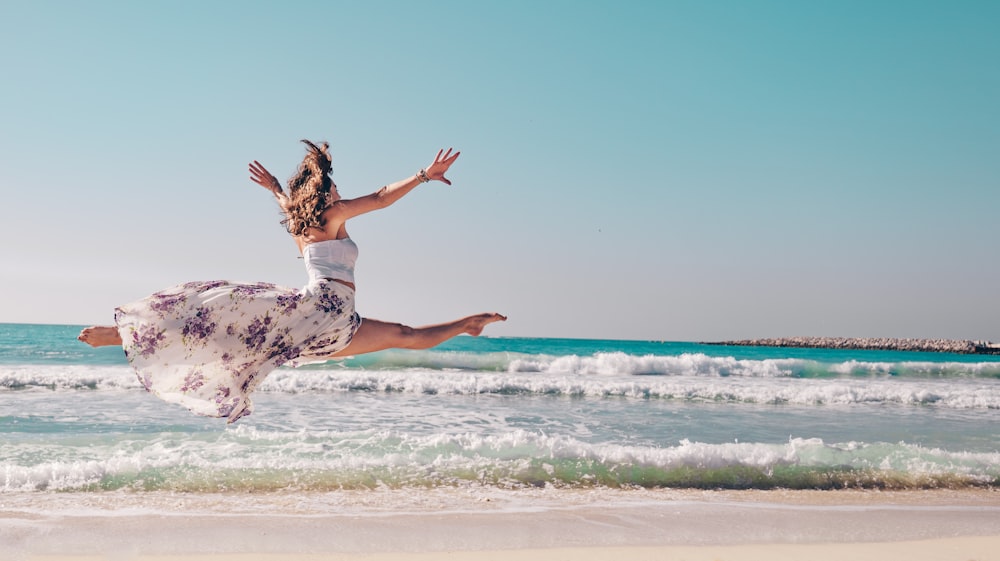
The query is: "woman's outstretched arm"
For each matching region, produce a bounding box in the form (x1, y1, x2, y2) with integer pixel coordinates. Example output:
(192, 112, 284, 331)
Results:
(328, 148, 460, 223)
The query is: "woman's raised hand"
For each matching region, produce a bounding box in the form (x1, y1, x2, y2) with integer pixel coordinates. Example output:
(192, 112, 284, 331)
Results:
(249, 161, 282, 194)
(424, 148, 460, 185)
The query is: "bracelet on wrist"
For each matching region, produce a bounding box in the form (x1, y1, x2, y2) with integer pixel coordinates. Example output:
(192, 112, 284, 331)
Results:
(417, 169, 431, 183)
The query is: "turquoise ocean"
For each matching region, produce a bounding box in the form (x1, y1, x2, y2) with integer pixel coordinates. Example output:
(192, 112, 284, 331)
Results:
(2, 322, 999, 495)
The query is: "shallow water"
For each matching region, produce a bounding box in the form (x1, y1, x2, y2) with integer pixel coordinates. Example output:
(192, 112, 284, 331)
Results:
(2, 323, 998, 497)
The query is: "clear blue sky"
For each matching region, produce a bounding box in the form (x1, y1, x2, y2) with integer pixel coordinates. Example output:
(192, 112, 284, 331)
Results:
(2, 0, 997, 342)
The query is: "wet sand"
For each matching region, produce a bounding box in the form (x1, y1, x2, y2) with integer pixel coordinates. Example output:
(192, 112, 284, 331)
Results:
(4, 488, 999, 560)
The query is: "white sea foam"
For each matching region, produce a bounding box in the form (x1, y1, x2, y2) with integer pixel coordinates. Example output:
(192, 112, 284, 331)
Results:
(263, 370, 1000, 408)
(0, 364, 140, 390)
(2, 363, 998, 408)
(507, 352, 802, 377)
(831, 359, 1000, 377)
(3, 429, 997, 493)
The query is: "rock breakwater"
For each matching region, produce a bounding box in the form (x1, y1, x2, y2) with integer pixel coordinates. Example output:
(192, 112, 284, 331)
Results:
(706, 337, 1000, 355)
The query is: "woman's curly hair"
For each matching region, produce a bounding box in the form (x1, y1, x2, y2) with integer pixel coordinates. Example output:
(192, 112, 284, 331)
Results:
(282, 139, 334, 236)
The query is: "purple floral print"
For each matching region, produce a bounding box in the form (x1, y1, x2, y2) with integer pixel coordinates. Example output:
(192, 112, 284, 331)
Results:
(308, 334, 341, 354)
(240, 371, 257, 393)
(149, 293, 187, 317)
(131, 324, 166, 359)
(140, 371, 154, 391)
(181, 369, 206, 393)
(266, 333, 301, 364)
(215, 385, 237, 417)
(315, 289, 345, 314)
(243, 315, 273, 352)
(182, 280, 228, 291)
(182, 306, 217, 342)
(276, 292, 301, 314)
(115, 276, 359, 423)
(231, 283, 276, 300)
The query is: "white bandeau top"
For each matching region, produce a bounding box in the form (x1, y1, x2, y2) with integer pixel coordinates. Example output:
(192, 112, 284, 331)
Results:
(302, 238, 358, 285)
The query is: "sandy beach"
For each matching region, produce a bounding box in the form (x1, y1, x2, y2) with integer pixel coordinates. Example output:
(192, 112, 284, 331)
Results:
(5, 488, 999, 561)
(17, 540, 1000, 561)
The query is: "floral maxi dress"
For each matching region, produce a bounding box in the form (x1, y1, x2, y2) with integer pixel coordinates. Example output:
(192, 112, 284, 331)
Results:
(115, 263, 360, 423)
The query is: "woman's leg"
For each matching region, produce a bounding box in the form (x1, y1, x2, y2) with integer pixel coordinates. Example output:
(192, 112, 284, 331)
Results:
(79, 312, 507, 353)
(327, 313, 506, 357)
(78, 326, 123, 347)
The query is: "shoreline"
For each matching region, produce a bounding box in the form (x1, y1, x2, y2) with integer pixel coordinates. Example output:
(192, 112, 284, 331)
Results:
(19, 539, 1000, 561)
(4, 488, 999, 559)
(705, 336, 1000, 355)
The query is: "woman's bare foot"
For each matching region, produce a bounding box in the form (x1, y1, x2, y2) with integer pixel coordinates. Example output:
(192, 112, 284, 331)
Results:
(78, 326, 123, 348)
(463, 313, 507, 336)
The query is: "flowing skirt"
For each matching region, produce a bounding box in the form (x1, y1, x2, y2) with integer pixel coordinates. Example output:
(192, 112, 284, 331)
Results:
(115, 279, 360, 423)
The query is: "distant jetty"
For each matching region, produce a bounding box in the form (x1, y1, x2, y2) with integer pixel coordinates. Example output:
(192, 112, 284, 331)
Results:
(705, 337, 1000, 355)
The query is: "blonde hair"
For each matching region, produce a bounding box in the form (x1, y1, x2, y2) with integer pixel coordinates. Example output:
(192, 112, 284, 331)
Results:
(282, 139, 334, 236)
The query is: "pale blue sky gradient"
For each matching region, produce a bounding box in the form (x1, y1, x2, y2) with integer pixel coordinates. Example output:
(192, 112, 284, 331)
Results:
(2, 0, 998, 341)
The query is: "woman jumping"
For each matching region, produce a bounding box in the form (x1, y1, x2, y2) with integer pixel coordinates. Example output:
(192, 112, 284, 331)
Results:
(79, 141, 505, 422)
